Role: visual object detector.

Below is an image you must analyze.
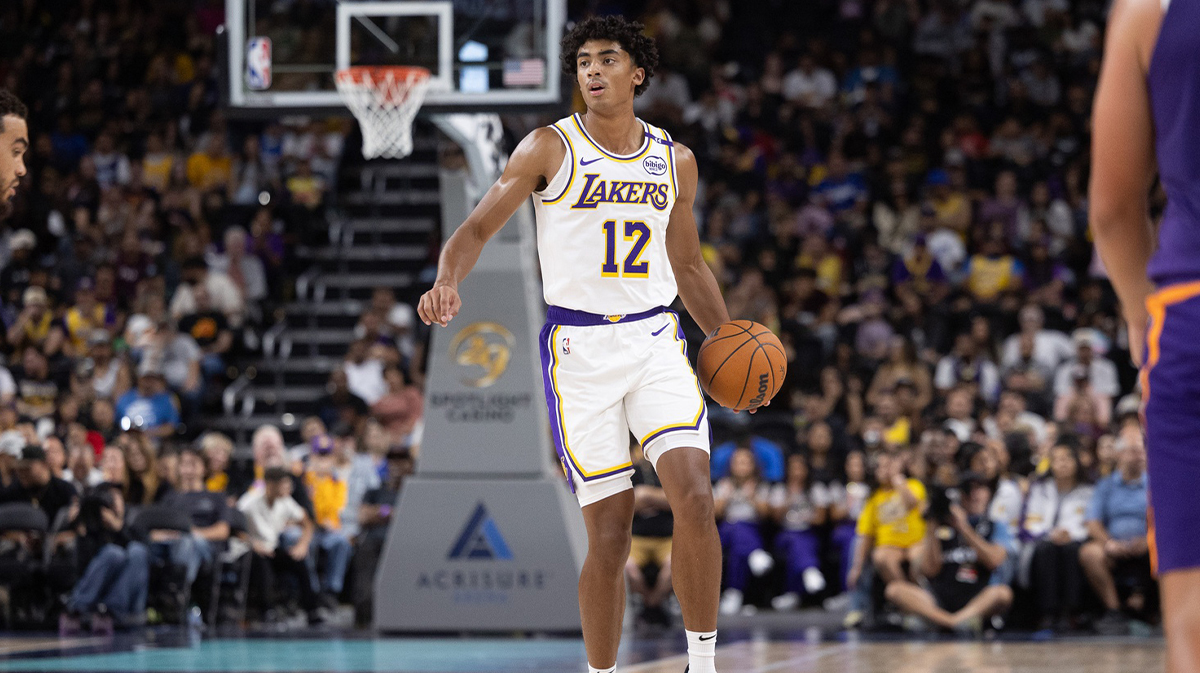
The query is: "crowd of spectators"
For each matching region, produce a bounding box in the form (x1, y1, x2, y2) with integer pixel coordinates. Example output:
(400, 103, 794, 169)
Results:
(0, 0, 431, 634)
(608, 0, 1153, 636)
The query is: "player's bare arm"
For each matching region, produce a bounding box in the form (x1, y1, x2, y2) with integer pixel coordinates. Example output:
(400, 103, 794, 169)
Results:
(418, 128, 566, 327)
(665, 142, 729, 336)
(1089, 0, 1163, 366)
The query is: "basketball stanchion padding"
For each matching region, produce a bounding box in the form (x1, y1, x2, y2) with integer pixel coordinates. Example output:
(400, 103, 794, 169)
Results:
(335, 65, 431, 159)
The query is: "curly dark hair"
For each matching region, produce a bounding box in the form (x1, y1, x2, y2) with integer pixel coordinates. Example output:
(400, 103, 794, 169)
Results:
(560, 16, 659, 97)
(0, 89, 27, 135)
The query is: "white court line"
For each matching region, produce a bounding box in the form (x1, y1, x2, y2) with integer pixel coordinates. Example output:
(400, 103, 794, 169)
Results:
(621, 641, 847, 673)
(755, 646, 845, 672)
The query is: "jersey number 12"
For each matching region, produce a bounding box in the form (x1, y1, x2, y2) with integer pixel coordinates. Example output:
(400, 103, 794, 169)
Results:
(602, 220, 650, 278)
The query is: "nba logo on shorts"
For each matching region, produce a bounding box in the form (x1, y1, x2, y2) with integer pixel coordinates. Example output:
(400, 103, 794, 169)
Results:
(562, 338, 570, 355)
(246, 37, 272, 91)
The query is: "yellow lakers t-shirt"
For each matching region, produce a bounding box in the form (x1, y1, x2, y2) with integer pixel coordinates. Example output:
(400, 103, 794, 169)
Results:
(304, 471, 347, 530)
(856, 478, 927, 548)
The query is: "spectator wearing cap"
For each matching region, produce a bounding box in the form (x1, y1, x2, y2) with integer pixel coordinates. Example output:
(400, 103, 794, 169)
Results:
(169, 256, 245, 328)
(177, 283, 233, 382)
(1053, 330, 1120, 400)
(1, 228, 37, 305)
(0, 444, 77, 526)
(352, 445, 413, 626)
(11, 346, 66, 420)
(301, 434, 352, 607)
(288, 416, 328, 466)
(63, 278, 115, 356)
(1053, 363, 1112, 433)
(114, 360, 180, 440)
(8, 286, 66, 357)
(1079, 426, 1151, 634)
(237, 466, 320, 623)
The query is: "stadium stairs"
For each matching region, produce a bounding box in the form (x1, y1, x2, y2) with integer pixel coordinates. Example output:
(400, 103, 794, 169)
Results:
(215, 123, 442, 451)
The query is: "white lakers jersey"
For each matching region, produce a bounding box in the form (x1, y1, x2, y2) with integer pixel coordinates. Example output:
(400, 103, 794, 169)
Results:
(533, 113, 679, 315)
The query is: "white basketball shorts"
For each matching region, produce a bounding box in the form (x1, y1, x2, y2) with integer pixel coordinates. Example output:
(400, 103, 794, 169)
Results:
(538, 305, 711, 507)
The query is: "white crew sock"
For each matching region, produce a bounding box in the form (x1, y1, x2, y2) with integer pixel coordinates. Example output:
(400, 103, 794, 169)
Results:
(686, 629, 718, 673)
(588, 666, 616, 673)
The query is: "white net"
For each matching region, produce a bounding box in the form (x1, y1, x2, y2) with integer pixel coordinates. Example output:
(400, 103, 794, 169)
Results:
(335, 67, 431, 159)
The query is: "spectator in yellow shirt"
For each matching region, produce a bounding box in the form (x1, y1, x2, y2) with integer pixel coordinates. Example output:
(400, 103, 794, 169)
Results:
(186, 133, 232, 191)
(301, 435, 352, 607)
(847, 452, 927, 589)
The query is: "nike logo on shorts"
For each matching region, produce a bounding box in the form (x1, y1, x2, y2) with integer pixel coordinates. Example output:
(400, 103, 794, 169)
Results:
(580, 157, 603, 166)
(651, 324, 669, 337)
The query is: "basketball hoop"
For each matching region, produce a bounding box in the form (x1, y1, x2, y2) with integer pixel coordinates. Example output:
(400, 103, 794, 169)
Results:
(335, 66, 431, 159)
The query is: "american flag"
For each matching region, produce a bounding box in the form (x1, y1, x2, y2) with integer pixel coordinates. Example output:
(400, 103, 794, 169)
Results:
(503, 58, 545, 87)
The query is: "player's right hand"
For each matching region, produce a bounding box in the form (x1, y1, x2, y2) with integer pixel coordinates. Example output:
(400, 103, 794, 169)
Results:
(418, 284, 462, 327)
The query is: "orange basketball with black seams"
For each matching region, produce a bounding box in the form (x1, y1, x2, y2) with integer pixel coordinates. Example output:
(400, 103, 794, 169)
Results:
(696, 320, 787, 412)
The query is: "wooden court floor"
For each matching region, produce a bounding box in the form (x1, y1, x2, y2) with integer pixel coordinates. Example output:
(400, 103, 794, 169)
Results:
(0, 634, 1166, 672)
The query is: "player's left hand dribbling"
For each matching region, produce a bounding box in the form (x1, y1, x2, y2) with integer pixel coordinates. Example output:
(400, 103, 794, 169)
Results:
(418, 284, 462, 327)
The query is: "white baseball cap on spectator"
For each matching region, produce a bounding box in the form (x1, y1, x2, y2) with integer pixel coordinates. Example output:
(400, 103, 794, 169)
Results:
(9, 229, 35, 251)
(0, 430, 25, 458)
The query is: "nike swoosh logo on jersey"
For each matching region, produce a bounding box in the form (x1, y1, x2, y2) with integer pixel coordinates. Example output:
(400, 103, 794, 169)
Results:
(580, 157, 603, 166)
(651, 324, 669, 337)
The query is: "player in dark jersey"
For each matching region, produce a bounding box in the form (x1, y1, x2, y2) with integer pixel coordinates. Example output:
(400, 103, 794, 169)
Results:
(0, 90, 29, 221)
(1091, 0, 1200, 669)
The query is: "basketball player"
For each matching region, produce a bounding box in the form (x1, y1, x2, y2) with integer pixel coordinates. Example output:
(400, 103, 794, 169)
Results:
(1091, 0, 1200, 669)
(0, 90, 28, 221)
(418, 16, 732, 673)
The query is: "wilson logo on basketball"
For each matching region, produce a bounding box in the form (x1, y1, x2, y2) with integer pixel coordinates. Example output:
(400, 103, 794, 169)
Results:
(642, 155, 667, 176)
(748, 373, 771, 407)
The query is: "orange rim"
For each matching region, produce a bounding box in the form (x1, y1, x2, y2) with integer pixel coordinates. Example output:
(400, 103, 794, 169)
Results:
(335, 65, 430, 86)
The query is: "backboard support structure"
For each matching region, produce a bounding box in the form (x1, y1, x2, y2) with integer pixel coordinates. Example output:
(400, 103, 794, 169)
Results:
(223, 0, 564, 117)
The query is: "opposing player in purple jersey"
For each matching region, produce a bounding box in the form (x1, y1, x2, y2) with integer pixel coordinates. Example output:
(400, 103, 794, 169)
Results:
(1091, 0, 1200, 669)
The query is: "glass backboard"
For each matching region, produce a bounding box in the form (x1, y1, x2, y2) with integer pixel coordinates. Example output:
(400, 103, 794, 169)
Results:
(224, 0, 564, 114)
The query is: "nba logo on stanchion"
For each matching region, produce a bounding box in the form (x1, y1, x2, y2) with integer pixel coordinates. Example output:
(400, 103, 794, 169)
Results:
(448, 503, 514, 560)
(246, 37, 272, 91)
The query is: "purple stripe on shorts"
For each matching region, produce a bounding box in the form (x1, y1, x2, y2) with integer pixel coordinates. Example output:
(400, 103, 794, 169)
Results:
(538, 323, 575, 493)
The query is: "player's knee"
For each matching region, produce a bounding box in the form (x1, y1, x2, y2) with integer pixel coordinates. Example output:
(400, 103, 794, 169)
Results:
(671, 487, 714, 528)
(883, 581, 907, 603)
(590, 526, 632, 564)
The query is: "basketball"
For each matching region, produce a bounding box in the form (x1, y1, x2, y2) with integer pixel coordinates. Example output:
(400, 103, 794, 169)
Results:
(696, 320, 787, 412)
